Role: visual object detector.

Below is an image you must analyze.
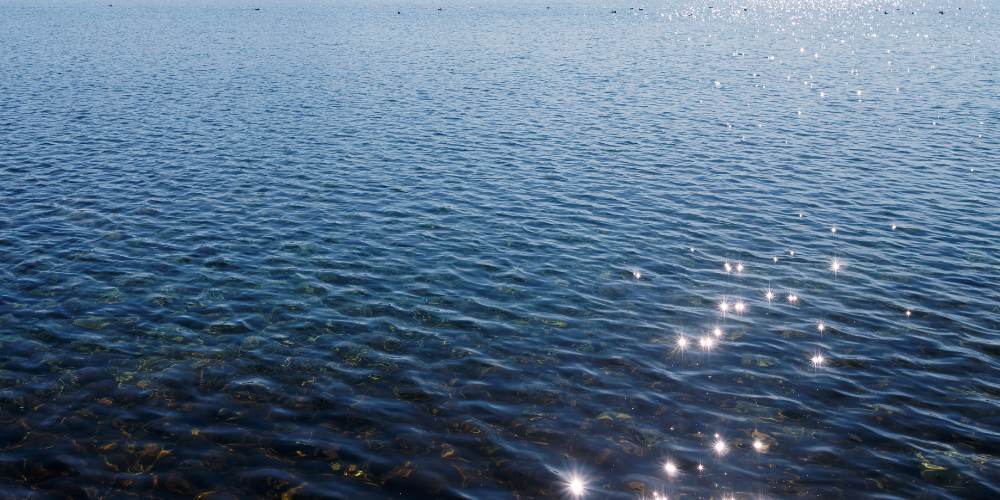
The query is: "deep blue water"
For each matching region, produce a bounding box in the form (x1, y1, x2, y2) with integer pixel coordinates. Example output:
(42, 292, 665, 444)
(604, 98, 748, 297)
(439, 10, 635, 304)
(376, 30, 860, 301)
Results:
(1, 0, 998, 499)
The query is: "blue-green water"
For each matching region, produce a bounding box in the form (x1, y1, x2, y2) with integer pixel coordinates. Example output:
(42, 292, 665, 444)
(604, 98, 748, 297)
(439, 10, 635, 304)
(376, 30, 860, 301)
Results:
(1, 0, 998, 498)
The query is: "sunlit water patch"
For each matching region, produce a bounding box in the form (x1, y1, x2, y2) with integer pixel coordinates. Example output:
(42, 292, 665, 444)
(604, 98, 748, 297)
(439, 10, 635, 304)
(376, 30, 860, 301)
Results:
(0, 0, 998, 499)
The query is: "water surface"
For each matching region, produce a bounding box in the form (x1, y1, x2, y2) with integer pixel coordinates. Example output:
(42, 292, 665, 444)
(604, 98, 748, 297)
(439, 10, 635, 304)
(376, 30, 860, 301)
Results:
(1, 0, 998, 499)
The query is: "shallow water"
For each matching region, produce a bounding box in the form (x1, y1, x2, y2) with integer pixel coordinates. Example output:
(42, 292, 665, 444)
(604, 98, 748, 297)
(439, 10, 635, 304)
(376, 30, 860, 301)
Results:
(1, 0, 998, 498)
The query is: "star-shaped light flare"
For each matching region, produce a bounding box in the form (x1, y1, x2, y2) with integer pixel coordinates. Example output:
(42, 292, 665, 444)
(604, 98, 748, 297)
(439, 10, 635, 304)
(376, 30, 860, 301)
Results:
(663, 462, 678, 476)
(719, 298, 731, 315)
(830, 258, 843, 278)
(713, 439, 727, 455)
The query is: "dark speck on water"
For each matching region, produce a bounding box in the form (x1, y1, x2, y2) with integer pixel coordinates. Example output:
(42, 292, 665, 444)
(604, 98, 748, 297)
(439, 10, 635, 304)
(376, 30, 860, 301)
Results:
(0, 0, 997, 499)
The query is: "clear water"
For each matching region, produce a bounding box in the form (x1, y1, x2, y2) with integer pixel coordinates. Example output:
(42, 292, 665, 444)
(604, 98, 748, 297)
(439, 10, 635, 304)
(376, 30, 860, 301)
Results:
(1, 0, 998, 499)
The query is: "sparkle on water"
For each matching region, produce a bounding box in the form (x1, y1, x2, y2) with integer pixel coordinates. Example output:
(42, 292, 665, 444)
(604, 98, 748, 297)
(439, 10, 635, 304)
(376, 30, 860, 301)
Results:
(663, 462, 678, 476)
(830, 257, 843, 277)
(714, 439, 727, 455)
(718, 298, 731, 314)
(734, 300, 746, 314)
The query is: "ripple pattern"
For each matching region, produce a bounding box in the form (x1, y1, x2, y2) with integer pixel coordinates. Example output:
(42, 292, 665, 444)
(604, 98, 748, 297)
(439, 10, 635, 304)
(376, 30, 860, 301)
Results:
(0, 1, 998, 499)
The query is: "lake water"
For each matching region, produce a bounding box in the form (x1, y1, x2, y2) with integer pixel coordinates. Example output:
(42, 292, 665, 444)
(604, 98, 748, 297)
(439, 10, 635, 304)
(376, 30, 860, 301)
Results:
(1, 0, 998, 498)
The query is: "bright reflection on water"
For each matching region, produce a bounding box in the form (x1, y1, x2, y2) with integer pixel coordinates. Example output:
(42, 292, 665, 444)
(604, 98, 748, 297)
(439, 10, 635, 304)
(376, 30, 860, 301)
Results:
(0, 0, 998, 499)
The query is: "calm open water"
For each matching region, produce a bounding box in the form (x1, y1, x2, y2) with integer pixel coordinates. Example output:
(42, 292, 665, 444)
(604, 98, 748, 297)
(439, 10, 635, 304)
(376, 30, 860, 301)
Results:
(1, 0, 998, 498)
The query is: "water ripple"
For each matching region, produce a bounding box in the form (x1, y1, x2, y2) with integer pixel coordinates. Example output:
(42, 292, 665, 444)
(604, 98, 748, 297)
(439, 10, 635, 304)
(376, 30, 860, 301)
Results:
(1, 0, 998, 499)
